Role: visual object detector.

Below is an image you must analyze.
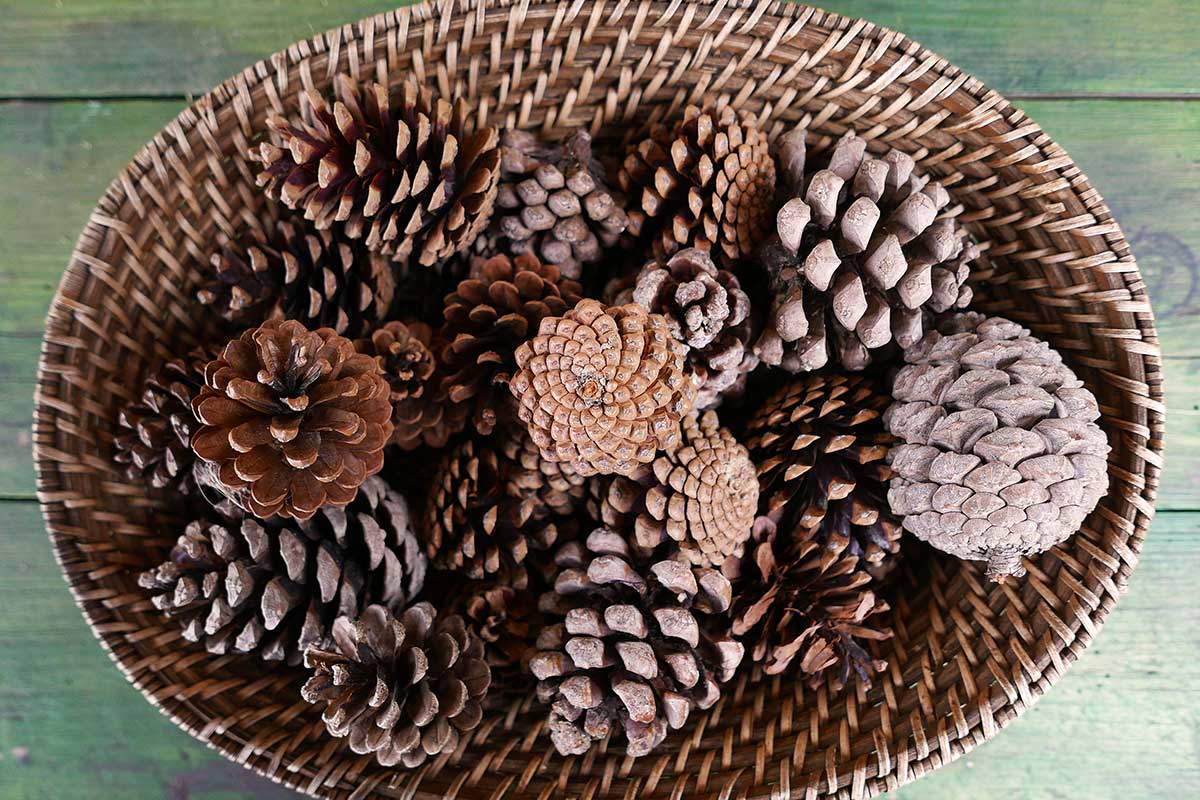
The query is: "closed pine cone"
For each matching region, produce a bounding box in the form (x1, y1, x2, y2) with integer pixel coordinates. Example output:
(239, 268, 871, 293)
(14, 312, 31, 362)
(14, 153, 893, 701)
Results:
(190, 319, 392, 519)
(495, 129, 628, 281)
(302, 603, 491, 767)
(629, 247, 758, 408)
(253, 75, 500, 266)
(529, 529, 744, 757)
(885, 313, 1110, 581)
(732, 518, 891, 687)
(743, 373, 902, 577)
(510, 299, 697, 477)
(355, 321, 468, 450)
(754, 128, 976, 372)
(138, 477, 425, 665)
(619, 100, 775, 262)
(499, 426, 589, 518)
(442, 253, 582, 435)
(113, 349, 209, 494)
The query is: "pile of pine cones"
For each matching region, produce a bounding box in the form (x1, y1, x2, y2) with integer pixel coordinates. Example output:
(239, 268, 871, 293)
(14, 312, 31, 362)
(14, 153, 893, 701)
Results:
(113, 78, 1111, 766)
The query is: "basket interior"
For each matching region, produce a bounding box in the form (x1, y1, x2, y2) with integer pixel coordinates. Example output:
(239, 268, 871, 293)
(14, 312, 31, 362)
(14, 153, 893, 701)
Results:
(34, 2, 1162, 798)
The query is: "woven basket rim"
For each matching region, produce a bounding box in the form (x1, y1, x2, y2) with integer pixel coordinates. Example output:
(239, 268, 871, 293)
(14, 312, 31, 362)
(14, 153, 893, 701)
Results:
(33, 2, 1163, 798)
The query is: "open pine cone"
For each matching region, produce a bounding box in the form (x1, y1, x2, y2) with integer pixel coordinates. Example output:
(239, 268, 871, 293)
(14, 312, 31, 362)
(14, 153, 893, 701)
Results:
(190, 319, 392, 519)
(459, 582, 542, 675)
(499, 426, 589, 518)
(619, 100, 775, 262)
(510, 299, 697, 477)
(885, 312, 1110, 580)
(530, 529, 744, 757)
(302, 603, 491, 767)
(754, 128, 977, 372)
(253, 75, 500, 265)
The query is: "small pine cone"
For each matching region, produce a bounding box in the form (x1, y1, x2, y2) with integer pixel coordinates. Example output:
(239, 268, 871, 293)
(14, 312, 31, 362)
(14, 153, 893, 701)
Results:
(355, 321, 468, 450)
(302, 603, 490, 767)
(190, 319, 393, 519)
(510, 299, 697, 477)
(884, 313, 1110, 581)
(629, 248, 757, 409)
(113, 349, 208, 494)
(743, 373, 902, 578)
(138, 477, 425, 665)
(499, 427, 589, 517)
(495, 129, 629, 281)
(461, 582, 542, 673)
(253, 76, 500, 266)
(618, 100, 775, 263)
(442, 253, 582, 435)
(732, 519, 891, 688)
(753, 128, 977, 373)
(529, 529, 744, 757)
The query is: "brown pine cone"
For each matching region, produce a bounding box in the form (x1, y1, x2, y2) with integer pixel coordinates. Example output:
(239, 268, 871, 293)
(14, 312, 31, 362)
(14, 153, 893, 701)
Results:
(629, 248, 758, 408)
(355, 321, 468, 450)
(253, 76, 500, 266)
(510, 299, 697, 477)
(586, 411, 758, 571)
(301, 603, 490, 767)
(885, 313, 1110, 581)
(499, 426, 589, 517)
(441, 253, 582, 435)
(743, 373, 902, 578)
(494, 129, 628, 281)
(732, 518, 891, 688)
(618, 100, 775, 263)
(113, 349, 208, 494)
(529, 529, 744, 757)
(753, 128, 977, 372)
(460, 582, 542, 673)
(138, 477, 425, 665)
(190, 319, 393, 519)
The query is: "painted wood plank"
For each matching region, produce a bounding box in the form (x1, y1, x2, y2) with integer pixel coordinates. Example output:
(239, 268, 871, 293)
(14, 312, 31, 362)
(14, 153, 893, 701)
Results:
(1, 1, 1198, 99)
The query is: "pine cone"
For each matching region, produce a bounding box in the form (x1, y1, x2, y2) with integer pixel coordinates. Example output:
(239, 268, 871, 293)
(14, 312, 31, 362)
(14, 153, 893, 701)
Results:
(113, 349, 208, 494)
(253, 76, 500, 266)
(138, 477, 425, 665)
(618, 100, 775, 263)
(732, 518, 891, 687)
(190, 319, 393, 519)
(441, 253, 582, 435)
(753, 128, 977, 372)
(884, 313, 1110, 581)
(461, 582, 542, 673)
(587, 411, 758, 571)
(301, 603, 490, 767)
(499, 427, 589, 517)
(529, 529, 744, 757)
(743, 373, 902, 577)
(355, 321, 468, 450)
(495, 129, 628, 281)
(510, 299, 697, 477)
(629, 248, 758, 408)
(198, 218, 395, 337)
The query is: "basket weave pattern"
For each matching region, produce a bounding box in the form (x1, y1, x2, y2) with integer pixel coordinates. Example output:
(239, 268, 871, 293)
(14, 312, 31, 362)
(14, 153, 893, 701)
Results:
(34, 2, 1163, 798)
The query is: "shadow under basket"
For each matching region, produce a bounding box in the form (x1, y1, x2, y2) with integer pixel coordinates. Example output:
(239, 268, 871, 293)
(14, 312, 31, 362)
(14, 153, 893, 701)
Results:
(33, 1, 1163, 798)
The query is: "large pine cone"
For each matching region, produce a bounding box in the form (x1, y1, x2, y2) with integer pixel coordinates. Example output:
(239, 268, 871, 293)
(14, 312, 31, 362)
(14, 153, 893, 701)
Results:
(442, 253, 582, 435)
(587, 411, 758, 571)
(629, 248, 757, 408)
(191, 319, 392, 519)
(113, 349, 208, 494)
(743, 373, 901, 577)
(732, 518, 891, 688)
(529, 529, 744, 757)
(301, 603, 491, 767)
(138, 477, 425, 665)
(198, 217, 395, 337)
(754, 129, 976, 372)
(510, 299, 697, 477)
(495, 129, 628, 281)
(619, 101, 775, 263)
(884, 313, 1110, 581)
(253, 76, 500, 265)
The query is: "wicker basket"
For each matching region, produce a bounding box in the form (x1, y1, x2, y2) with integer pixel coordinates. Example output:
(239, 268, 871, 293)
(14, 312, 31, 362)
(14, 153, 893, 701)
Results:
(34, 1, 1163, 797)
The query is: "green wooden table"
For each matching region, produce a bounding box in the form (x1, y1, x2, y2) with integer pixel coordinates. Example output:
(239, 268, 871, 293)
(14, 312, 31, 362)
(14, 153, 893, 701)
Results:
(1, 2, 1196, 798)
